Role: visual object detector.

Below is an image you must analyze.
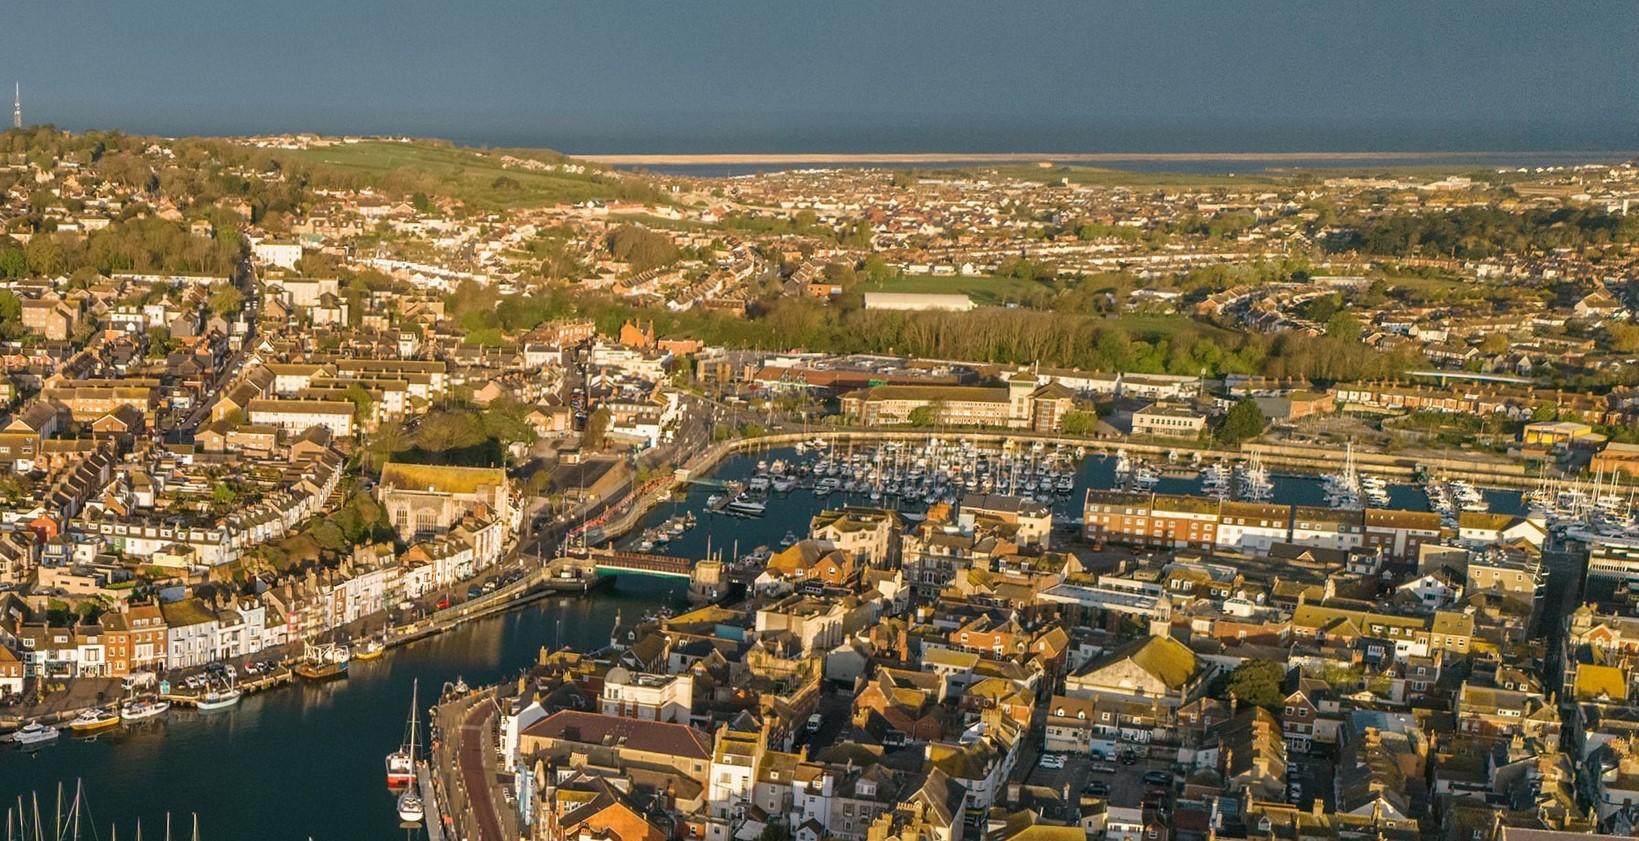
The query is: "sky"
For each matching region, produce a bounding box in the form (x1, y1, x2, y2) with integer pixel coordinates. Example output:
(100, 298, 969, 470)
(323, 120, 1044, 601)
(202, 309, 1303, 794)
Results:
(4, 1, 1639, 154)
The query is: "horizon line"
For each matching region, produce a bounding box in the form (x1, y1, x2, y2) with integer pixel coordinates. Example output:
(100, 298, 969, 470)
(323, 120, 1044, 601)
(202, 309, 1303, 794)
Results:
(575, 150, 1639, 166)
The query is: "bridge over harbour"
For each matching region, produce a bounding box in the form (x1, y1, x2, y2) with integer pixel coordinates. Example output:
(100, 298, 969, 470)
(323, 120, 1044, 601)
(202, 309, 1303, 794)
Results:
(583, 548, 695, 578)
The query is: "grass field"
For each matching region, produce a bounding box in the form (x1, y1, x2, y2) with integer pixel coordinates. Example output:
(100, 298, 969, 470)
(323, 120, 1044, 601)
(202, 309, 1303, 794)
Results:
(280, 141, 657, 209)
(1109, 313, 1242, 343)
(867, 273, 1053, 305)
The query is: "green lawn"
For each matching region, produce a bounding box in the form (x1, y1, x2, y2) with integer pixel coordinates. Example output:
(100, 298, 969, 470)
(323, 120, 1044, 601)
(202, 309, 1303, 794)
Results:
(866, 273, 1052, 305)
(1109, 314, 1241, 343)
(1379, 273, 1470, 293)
(280, 141, 660, 209)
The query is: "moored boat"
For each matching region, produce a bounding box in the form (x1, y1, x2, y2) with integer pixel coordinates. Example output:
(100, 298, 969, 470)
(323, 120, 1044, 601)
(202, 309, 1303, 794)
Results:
(68, 708, 121, 734)
(195, 687, 242, 711)
(386, 679, 421, 790)
(8, 720, 59, 745)
(119, 698, 171, 723)
(397, 787, 425, 824)
(295, 642, 351, 681)
(353, 638, 386, 661)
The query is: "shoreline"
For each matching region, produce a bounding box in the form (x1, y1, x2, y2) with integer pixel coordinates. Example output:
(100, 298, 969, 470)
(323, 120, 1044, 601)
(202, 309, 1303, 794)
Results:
(576, 150, 1639, 167)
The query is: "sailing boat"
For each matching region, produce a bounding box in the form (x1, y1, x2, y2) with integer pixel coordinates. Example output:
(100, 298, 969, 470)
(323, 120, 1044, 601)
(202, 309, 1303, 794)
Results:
(385, 680, 418, 789)
(394, 679, 426, 823)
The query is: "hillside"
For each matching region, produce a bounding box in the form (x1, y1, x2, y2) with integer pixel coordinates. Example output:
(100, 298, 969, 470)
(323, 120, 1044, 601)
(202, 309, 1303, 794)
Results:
(275, 140, 667, 209)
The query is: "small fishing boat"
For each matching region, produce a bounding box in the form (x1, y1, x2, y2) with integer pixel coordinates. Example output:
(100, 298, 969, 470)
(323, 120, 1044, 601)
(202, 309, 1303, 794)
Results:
(196, 687, 242, 711)
(353, 638, 386, 661)
(386, 680, 421, 789)
(393, 680, 426, 823)
(119, 698, 171, 723)
(295, 642, 350, 681)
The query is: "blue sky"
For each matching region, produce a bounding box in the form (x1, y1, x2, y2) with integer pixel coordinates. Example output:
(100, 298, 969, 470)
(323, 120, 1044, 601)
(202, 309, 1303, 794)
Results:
(5, 1, 1638, 152)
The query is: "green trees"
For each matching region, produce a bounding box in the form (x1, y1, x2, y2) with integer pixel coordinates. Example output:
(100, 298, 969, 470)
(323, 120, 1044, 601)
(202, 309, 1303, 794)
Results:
(906, 406, 934, 426)
(1214, 659, 1287, 712)
(582, 407, 611, 451)
(207, 283, 244, 317)
(1061, 410, 1097, 435)
(1325, 311, 1362, 341)
(24, 235, 64, 275)
(1329, 206, 1639, 258)
(605, 225, 677, 272)
(1480, 333, 1511, 355)
(342, 384, 374, 422)
(1607, 323, 1639, 354)
(1216, 399, 1266, 446)
(0, 241, 24, 278)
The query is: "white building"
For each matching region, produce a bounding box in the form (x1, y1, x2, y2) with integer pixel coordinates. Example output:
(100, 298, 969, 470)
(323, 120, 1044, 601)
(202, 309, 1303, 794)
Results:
(599, 667, 694, 723)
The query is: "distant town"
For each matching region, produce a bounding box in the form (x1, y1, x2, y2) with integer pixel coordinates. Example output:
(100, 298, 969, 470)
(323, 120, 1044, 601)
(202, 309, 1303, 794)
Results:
(4, 125, 1639, 841)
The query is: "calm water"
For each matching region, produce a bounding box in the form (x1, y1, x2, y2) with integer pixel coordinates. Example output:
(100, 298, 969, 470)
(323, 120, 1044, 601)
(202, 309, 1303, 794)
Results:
(3, 445, 1521, 839)
(0, 579, 686, 841)
(624, 151, 1637, 178)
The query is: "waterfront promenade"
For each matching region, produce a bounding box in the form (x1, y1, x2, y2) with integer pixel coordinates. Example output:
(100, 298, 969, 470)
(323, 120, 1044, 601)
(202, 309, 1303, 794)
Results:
(433, 685, 517, 841)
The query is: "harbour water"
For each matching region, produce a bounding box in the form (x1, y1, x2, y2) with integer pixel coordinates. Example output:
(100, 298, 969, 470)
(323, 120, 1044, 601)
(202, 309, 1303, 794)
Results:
(0, 579, 686, 841)
(0, 444, 1522, 838)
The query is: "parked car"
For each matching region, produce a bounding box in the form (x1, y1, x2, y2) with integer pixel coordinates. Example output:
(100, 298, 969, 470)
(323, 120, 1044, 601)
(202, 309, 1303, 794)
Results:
(1143, 771, 1173, 787)
(1091, 763, 1117, 774)
(1038, 753, 1065, 769)
(1083, 781, 1110, 797)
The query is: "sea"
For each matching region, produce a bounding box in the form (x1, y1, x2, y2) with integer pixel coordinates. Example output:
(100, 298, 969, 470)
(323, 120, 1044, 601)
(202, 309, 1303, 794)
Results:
(603, 151, 1637, 179)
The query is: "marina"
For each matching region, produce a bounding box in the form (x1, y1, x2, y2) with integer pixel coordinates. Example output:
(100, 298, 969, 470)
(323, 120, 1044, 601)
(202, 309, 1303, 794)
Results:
(614, 441, 1530, 563)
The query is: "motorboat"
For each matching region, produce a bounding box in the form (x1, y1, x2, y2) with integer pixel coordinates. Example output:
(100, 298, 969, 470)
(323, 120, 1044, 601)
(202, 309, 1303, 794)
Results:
(68, 708, 120, 734)
(353, 638, 386, 661)
(725, 498, 767, 517)
(8, 720, 59, 746)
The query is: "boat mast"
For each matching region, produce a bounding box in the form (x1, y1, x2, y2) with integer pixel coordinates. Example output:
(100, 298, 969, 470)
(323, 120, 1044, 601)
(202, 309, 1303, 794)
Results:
(70, 780, 81, 841)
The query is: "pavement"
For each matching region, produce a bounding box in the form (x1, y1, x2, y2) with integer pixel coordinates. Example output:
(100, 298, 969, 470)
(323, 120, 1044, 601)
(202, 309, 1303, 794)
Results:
(455, 695, 512, 841)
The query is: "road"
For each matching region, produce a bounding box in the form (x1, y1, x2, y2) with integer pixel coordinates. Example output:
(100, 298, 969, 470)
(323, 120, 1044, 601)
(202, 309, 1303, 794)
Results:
(457, 701, 509, 841)
(173, 254, 260, 438)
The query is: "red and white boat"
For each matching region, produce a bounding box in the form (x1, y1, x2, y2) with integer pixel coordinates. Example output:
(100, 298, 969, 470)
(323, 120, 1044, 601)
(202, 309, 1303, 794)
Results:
(385, 679, 419, 789)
